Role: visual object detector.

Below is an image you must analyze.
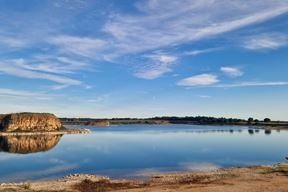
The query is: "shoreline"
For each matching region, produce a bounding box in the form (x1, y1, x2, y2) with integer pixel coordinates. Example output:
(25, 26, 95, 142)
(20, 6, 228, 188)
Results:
(1, 163, 287, 192)
(0, 128, 91, 136)
(62, 121, 288, 130)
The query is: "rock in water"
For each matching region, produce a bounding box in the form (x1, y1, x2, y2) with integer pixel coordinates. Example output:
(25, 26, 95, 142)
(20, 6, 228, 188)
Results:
(0, 113, 62, 132)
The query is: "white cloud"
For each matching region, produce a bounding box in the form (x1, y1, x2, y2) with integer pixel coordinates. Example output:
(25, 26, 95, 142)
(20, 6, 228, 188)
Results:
(134, 54, 178, 79)
(243, 33, 288, 50)
(221, 67, 243, 77)
(213, 81, 288, 88)
(177, 74, 219, 86)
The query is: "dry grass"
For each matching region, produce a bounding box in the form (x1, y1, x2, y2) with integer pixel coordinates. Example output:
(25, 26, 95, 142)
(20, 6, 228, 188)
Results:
(261, 165, 288, 176)
(74, 178, 147, 192)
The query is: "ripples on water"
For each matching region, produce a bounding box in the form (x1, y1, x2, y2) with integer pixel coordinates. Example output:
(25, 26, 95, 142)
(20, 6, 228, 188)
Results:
(0, 125, 287, 182)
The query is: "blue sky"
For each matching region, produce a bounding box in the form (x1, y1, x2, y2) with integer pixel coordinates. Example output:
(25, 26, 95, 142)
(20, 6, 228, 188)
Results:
(0, 0, 288, 120)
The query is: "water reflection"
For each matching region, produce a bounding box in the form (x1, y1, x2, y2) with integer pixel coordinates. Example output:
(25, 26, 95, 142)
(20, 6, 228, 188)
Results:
(265, 129, 272, 135)
(0, 125, 287, 182)
(247, 129, 275, 135)
(0, 135, 62, 154)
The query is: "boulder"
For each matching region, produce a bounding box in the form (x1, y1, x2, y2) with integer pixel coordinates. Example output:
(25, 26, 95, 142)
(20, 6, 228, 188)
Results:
(0, 113, 62, 132)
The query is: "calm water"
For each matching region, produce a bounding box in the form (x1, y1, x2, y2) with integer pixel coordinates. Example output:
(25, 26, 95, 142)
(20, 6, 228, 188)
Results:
(0, 125, 287, 182)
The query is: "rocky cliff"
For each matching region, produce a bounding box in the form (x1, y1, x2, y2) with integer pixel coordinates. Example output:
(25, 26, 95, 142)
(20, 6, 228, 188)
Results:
(0, 135, 62, 154)
(0, 113, 62, 132)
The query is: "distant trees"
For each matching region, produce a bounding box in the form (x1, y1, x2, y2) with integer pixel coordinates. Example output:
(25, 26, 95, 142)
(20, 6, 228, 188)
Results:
(152, 116, 245, 124)
(61, 116, 249, 125)
(248, 118, 254, 124)
(264, 118, 271, 123)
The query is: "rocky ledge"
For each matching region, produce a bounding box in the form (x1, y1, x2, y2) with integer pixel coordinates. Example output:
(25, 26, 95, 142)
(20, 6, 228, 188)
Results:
(0, 112, 90, 135)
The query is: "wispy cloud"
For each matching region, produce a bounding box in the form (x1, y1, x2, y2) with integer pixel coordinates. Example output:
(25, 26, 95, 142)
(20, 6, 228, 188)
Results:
(177, 74, 219, 86)
(86, 94, 110, 103)
(1, 0, 288, 83)
(104, 0, 288, 55)
(198, 95, 211, 99)
(0, 59, 82, 88)
(49, 35, 107, 59)
(213, 81, 288, 88)
(0, 88, 44, 98)
(18, 55, 87, 74)
(0, 36, 29, 48)
(134, 53, 178, 79)
(183, 48, 220, 56)
(100, 0, 288, 78)
(179, 80, 288, 88)
(243, 33, 288, 50)
(221, 67, 243, 77)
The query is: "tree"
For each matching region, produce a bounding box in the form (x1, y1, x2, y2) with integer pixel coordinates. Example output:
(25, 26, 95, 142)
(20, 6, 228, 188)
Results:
(248, 117, 254, 124)
(264, 118, 271, 123)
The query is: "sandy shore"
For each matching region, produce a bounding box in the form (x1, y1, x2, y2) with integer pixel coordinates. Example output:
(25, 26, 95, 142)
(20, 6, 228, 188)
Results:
(1, 163, 287, 192)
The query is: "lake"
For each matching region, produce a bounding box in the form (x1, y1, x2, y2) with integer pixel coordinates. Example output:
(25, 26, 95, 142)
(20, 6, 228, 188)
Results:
(0, 125, 287, 182)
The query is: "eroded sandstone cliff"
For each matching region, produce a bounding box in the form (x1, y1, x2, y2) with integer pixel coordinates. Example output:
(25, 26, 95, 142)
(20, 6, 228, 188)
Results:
(0, 113, 62, 132)
(0, 135, 62, 154)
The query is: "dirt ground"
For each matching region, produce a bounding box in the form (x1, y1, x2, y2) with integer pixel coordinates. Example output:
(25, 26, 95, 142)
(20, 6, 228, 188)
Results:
(1, 163, 288, 192)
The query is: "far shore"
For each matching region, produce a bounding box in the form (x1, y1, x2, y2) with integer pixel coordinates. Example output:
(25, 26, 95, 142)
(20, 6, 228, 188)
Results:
(62, 119, 288, 130)
(1, 163, 287, 192)
(60, 116, 288, 129)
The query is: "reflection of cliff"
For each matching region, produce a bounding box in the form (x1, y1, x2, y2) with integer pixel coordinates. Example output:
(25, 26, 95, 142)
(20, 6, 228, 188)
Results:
(0, 135, 62, 154)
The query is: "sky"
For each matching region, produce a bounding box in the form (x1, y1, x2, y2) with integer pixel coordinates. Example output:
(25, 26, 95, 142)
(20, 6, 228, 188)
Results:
(0, 0, 288, 120)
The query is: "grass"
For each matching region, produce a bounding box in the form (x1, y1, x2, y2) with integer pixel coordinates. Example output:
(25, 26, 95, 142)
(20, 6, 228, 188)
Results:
(262, 167, 288, 176)
(22, 183, 32, 190)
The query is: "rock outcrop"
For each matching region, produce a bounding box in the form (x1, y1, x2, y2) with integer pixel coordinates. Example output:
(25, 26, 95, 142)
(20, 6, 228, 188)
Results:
(0, 113, 62, 132)
(0, 135, 62, 154)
